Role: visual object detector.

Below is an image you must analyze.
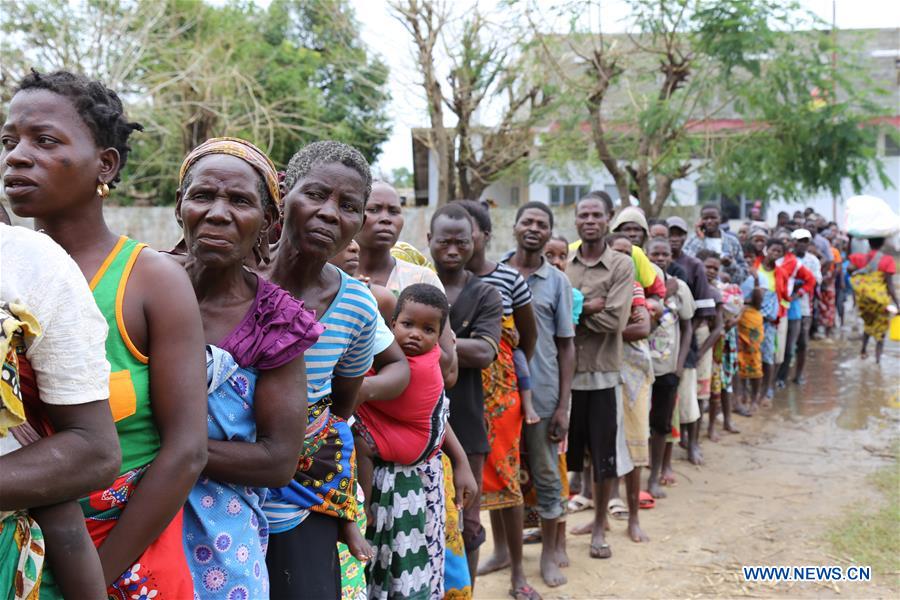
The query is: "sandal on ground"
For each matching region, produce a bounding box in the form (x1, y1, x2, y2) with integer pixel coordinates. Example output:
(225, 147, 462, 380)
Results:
(639, 491, 656, 509)
(523, 528, 541, 544)
(509, 584, 542, 600)
(590, 543, 612, 559)
(607, 498, 628, 520)
(566, 494, 594, 513)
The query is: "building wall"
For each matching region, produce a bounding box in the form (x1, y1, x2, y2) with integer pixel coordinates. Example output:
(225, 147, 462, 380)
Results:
(423, 148, 900, 228)
(8, 203, 694, 262)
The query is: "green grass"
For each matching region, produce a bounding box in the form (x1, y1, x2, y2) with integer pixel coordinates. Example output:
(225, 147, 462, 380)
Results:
(828, 456, 900, 578)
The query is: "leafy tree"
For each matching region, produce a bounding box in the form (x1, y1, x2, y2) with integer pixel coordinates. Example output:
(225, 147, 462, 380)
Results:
(393, 0, 555, 204)
(390, 166, 414, 188)
(524, 0, 890, 216)
(0, 0, 391, 205)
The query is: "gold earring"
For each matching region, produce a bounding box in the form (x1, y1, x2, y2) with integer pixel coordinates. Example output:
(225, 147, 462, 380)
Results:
(96, 183, 110, 199)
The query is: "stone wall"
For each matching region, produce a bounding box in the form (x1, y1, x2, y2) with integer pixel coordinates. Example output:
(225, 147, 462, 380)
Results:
(10, 204, 699, 260)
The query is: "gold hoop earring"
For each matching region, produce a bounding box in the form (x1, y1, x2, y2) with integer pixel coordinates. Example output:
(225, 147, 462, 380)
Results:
(96, 183, 110, 199)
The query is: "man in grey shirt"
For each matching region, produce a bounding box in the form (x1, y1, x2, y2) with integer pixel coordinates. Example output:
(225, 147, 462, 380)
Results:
(502, 201, 575, 588)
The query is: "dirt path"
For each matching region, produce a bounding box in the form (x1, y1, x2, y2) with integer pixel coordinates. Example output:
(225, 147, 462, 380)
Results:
(476, 336, 900, 599)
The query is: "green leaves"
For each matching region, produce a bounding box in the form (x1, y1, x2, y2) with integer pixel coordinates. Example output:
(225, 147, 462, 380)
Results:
(1, 0, 391, 205)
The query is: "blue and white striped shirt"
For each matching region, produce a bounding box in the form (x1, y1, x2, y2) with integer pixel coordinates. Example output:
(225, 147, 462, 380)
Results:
(264, 267, 378, 533)
(305, 269, 379, 404)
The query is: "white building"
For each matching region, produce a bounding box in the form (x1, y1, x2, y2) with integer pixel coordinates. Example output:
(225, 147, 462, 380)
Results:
(412, 28, 900, 225)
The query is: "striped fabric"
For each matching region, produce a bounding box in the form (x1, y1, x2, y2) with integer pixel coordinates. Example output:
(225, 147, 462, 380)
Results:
(306, 269, 379, 404)
(264, 267, 378, 533)
(478, 263, 533, 316)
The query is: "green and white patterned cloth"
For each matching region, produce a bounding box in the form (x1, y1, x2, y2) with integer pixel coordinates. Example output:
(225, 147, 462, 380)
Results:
(365, 461, 430, 600)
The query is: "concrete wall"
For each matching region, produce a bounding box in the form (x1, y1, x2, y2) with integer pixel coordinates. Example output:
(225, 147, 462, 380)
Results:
(10, 206, 184, 252)
(9, 204, 697, 261)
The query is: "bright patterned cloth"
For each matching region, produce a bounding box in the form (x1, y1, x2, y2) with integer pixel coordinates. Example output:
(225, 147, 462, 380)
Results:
(183, 346, 270, 599)
(480, 318, 524, 510)
(738, 307, 764, 379)
(440, 455, 471, 600)
(0, 511, 46, 600)
(81, 466, 194, 600)
(852, 271, 892, 340)
(419, 454, 446, 599)
(0, 303, 37, 435)
(365, 461, 430, 600)
(338, 484, 368, 600)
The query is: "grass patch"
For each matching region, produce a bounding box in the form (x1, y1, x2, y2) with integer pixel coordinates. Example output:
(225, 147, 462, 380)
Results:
(829, 458, 900, 577)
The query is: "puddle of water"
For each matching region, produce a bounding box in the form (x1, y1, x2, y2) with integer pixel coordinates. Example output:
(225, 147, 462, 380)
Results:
(773, 325, 900, 431)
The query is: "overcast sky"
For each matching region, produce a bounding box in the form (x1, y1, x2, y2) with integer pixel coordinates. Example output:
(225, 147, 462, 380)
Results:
(345, 0, 899, 177)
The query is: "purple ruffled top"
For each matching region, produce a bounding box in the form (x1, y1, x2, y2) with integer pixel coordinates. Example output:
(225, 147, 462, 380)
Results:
(219, 276, 324, 370)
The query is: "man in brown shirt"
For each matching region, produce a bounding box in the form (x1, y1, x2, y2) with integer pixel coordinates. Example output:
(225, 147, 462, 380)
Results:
(565, 191, 633, 560)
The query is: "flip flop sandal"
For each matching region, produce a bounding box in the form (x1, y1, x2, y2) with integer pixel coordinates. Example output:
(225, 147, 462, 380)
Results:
(607, 498, 629, 520)
(509, 584, 542, 600)
(523, 528, 542, 544)
(566, 494, 594, 513)
(639, 491, 656, 509)
(590, 543, 612, 559)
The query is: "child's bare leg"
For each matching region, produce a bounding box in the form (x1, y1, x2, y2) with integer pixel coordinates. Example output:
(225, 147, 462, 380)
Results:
(353, 433, 376, 521)
(31, 501, 106, 599)
(338, 518, 374, 562)
(750, 378, 762, 412)
(707, 393, 721, 442)
(722, 388, 739, 433)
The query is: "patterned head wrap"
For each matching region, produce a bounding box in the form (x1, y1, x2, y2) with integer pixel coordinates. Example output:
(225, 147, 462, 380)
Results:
(178, 137, 280, 206)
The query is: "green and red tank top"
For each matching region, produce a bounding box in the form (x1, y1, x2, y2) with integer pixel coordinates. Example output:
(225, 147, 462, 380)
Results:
(89, 236, 159, 473)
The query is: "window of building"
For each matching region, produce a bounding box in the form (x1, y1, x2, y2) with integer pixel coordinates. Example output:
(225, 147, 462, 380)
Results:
(549, 184, 590, 206)
(884, 131, 900, 157)
(603, 184, 620, 203)
(697, 183, 748, 220)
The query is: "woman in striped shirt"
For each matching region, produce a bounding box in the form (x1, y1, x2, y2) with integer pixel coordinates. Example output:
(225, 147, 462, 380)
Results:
(262, 141, 380, 600)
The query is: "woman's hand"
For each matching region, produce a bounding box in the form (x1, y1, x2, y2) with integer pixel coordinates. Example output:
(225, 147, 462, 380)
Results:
(452, 460, 478, 509)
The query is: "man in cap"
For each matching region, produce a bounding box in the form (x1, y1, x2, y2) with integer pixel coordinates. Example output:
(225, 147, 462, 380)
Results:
(782, 229, 822, 384)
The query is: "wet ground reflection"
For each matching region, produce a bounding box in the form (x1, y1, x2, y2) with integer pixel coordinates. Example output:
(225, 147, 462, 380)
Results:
(773, 330, 900, 431)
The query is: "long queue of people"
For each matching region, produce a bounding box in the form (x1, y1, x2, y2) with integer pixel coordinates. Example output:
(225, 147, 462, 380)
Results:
(0, 70, 897, 600)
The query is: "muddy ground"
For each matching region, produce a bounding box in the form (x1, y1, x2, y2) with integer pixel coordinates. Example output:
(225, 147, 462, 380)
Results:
(477, 331, 900, 599)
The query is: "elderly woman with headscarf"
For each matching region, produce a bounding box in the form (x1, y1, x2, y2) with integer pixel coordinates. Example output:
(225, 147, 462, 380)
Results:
(172, 138, 323, 599)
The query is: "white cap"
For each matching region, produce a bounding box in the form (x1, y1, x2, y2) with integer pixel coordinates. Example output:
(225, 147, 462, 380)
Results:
(791, 228, 812, 240)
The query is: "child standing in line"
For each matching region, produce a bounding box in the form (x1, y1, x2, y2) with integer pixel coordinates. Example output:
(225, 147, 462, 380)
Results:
(737, 287, 765, 411)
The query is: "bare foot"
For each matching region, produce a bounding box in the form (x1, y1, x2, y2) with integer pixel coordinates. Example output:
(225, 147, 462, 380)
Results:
(589, 524, 611, 559)
(540, 549, 567, 587)
(707, 427, 720, 443)
(627, 518, 649, 543)
(477, 552, 510, 576)
(660, 469, 676, 487)
(571, 519, 608, 535)
(760, 397, 773, 409)
(570, 521, 591, 535)
(338, 520, 373, 562)
(688, 443, 704, 466)
(647, 478, 667, 499)
(555, 545, 570, 568)
(723, 421, 740, 434)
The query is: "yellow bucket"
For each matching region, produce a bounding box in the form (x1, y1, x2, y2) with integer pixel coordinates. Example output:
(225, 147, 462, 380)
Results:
(890, 315, 900, 342)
